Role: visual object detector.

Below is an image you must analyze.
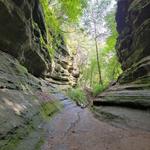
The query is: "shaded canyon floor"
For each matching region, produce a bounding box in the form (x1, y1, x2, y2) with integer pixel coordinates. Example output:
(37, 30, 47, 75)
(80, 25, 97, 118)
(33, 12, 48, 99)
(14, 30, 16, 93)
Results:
(40, 92, 150, 150)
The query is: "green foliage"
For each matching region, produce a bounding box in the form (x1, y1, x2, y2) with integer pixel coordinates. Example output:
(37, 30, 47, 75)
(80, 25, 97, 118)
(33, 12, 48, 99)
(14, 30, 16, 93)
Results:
(40, 0, 60, 32)
(39, 0, 87, 57)
(40, 0, 87, 31)
(78, 57, 97, 87)
(92, 84, 106, 96)
(73, 3, 122, 94)
(59, 0, 87, 22)
(80, 9, 122, 87)
(100, 10, 122, 84)
(103, 11, 118, 53)
(39, 0, 59, 57)
(67, 88, 87, 105)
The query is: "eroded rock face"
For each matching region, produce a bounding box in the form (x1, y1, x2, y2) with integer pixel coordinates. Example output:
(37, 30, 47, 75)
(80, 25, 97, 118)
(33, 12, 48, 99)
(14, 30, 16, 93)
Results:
(48, 34, 79, 88)
(0, 0, 78, 86)
(0, 0, 51, 77)
(0, 51, 63, 149)
(116, 0, 150, 84)
(93, 0, 150, 108)
(0, 1, 77, 148)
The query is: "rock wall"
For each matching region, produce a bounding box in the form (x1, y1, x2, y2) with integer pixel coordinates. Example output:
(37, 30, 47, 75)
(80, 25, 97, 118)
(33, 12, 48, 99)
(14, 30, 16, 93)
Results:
(49, 34, 79, 88)
(94, 0, 150, 109)
(0, 0, 79, 148)
(0, 0, 78, 86)
(0, 0, 51, 77)
(0, 50, 63, 149)
(116, 0, 150, 84)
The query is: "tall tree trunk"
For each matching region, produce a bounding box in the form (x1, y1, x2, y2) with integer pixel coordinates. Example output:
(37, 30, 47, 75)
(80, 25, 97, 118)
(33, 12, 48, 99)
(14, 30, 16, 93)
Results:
(94, 37, 103, 85)
(92, 9, 103, 85)
(90, 68, 93, 86)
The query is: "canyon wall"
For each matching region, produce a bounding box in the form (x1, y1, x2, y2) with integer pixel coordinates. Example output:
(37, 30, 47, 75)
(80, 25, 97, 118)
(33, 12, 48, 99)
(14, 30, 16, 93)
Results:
(94, 0, 150, 108)
(116, 0, 150, 84)
(0, 0, 78, 149)
(0, 0, 78, 86)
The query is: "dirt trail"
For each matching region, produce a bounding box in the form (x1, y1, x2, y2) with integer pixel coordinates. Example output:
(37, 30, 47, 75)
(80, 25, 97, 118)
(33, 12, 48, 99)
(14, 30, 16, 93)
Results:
(41, 93, 150, 150)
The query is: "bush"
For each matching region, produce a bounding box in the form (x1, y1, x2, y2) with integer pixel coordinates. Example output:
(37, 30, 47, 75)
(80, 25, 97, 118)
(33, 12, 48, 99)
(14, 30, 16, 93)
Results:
(67, 88, 87, 106)
(92, 84, 106, 96)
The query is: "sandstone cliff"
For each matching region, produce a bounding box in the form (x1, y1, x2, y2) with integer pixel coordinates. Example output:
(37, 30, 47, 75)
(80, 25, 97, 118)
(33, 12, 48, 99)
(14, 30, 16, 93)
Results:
(0, 0, 78, 149)
(94, 0, 150, 109)
(0, 0, 78, 86)
(116, 0, 150, 84)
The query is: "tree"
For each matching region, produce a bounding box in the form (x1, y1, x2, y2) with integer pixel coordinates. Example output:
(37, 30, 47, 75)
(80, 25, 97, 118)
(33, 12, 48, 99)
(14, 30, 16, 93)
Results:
(100, 10, 122, 83)
(81, 0, 112, 85)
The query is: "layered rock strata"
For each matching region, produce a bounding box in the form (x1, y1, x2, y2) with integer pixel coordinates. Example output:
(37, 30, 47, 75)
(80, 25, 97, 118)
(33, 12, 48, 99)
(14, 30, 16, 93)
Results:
(0, 0, 79, 86)
(48, 35, 79, 88)
(94, 0, 150, 109)
(116, 0, 150, 84)
(0, 0, 78, 149)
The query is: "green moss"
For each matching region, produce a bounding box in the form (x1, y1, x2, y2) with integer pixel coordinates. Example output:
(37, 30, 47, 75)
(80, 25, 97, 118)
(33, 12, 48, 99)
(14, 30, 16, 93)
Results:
(34, 137, 44, 150)
(40, 101, 62, 120)
(1, 121, 35, 150)
(0, 100, 62, 150)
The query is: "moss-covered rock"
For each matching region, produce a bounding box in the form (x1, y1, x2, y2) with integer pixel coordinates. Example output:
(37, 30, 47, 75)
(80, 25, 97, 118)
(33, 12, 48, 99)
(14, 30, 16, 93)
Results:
(0, 51, 62, 149)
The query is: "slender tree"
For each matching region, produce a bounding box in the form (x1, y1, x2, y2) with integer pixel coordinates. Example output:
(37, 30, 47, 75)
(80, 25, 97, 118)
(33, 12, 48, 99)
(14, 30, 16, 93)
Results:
(81, 0, 111, 85)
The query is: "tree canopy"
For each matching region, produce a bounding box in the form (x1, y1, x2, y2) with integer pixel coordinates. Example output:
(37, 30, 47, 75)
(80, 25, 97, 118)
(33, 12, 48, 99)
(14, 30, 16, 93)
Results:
(40, 0, 122, 93)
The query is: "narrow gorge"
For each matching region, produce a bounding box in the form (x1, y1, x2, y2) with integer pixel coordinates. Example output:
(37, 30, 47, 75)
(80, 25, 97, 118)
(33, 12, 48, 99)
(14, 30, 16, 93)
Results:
(0, 0, 150, 150)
